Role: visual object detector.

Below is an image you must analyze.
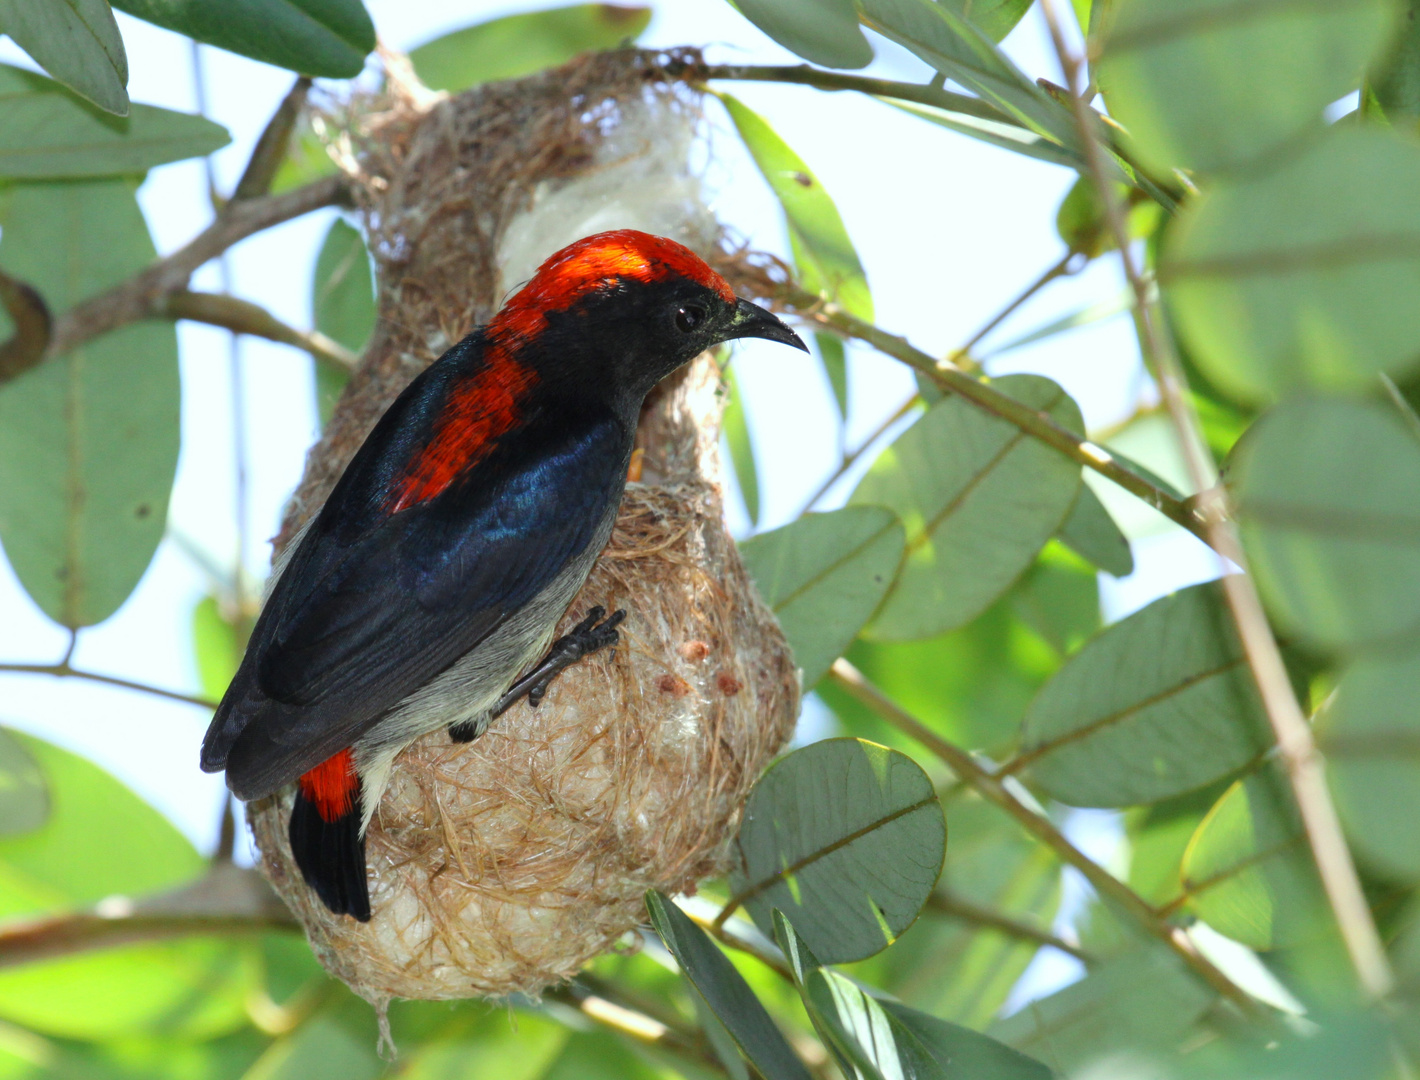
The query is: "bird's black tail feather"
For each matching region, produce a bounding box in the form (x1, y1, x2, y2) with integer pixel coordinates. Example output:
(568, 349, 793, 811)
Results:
(289, 788, 370, 921)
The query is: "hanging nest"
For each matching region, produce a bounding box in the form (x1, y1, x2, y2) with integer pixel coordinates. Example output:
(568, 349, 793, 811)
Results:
(245, 48, 799, 1005)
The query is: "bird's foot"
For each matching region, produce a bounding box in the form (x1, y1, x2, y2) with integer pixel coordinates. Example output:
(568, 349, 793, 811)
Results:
(448, 607, 625, 742)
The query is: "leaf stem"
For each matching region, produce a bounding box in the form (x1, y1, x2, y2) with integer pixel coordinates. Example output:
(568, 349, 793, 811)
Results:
(798, 393, 920, 514)
(1038, 0, 1394, 1002)
(779, 283, 1211, 545)
(924, 891, 1093, 963)
(232, 76, 312, 202)
(948, 250, 1084, 367)
(0, 661, 217, 709)
(827, 658, 1266, 1017)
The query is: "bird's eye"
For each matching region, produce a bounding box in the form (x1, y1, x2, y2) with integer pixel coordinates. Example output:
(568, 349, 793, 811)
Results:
(675, 305, 706, 333)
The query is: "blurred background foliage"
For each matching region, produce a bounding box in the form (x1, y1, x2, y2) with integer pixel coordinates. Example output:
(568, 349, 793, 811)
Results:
(3, 0, 1420, 1077)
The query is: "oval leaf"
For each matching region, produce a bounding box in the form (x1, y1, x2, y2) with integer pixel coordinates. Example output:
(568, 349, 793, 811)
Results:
(1166, 127, 1420, 401)
(1098, 0, 1396, 174)
(720, 93, 873, 321)
(1057, 483, 1134, 577)
(111, 0, 375, 79)
(852, 373, 1083, 641)
(739, 506, 905, 689)
(0, 725, 47, 838)
(1017, 581, 1270, 807)
(410, 4, 651, 92)
(1180, 764, 1328, 949)
(0, 0, 128, 115)
(729, 737, 946, 963)
(733, 0, 872, 69)
(1233, 396, 1420, 651)
(0, 179, 180, 628)
(0, 64, 228, 179)
(1319, 649, 1420, 881)
(644, 891, 813, 1080)
(311, 217, 371, 424)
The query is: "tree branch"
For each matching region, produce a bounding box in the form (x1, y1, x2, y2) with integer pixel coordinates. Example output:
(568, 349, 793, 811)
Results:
(1038, 0, 1394, 1003)
(47, 175, 350, 359)
(158, 290, 359, 369)
(924, 891, 1093, 964)
(0, 864, 294, 969)
(0, 661, 217, 709)
(779, 283, 1211, 545)
(827, 659, 1267, 1018)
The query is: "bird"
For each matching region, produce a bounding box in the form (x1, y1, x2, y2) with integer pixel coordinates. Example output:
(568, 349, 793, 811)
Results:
(200, 229, 807, 921)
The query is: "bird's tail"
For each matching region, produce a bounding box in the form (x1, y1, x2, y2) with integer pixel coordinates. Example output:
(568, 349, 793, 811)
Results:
(289, 749, 370, 921)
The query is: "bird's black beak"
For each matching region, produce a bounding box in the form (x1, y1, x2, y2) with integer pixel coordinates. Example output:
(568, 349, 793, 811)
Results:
(726, 297, 808, 352)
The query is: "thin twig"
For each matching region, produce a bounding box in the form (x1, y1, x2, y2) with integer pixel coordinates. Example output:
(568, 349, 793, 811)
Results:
(798, 393, 920, 514)
(158, 290, 359, 369)
(0, 662, 217, 709)
(544, 981, 731, 1077)
(233, 76, 312, 202)
(827, 659, 1267, 1017)
(47, 175, 348, 358)
(925, 891, 1093, 964)
(1038, 0, 1394, 1002)
(779, 283, 1211, 545)
(948, 250, 1082, 367)
(0, 864, 294, 969)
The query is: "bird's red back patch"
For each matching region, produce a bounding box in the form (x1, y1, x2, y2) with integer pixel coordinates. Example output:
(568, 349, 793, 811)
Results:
(387, 231, 730, 512)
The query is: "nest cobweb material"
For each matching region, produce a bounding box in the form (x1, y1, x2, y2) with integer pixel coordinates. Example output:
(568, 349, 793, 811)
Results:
(246, 50, 799, 1004)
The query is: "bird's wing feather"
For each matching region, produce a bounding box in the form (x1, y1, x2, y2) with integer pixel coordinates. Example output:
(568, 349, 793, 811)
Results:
(205, 410, 629, 799)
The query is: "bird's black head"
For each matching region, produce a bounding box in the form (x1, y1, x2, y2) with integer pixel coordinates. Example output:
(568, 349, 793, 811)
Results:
(490, 230, 807, 405)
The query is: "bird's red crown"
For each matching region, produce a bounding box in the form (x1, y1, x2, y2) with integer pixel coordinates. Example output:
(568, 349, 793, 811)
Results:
(489, 229, 735, 345)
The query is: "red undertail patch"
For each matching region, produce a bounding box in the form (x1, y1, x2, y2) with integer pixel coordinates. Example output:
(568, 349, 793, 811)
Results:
(298, 748, 358, 823)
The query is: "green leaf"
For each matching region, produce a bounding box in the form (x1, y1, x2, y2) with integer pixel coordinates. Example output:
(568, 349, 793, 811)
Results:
(883, 96, 1084, 170)
(269, 118, 336, 195)
(1056, 482, 1134, 577)
(241, 1009, 384, 1080)
(1233, 396, 1420, 651)
(722, 362, 760, 525)
(0, 179, 179, 628)
(816, 332, 848, 420)
(1179, 764, 1328, 949)
(860, 795, 1061, 1027)
(110, 0, 374, 79)
(731, 0, 872, 69)
(719, 93, 873, 321)
(1319, 649, 1420, 880)
(0, 725, 48, 838)
(851, 373, 1083, 641)
(1008, 541, 1101, 656)
(988, 947, 1214, 1073)
(644, 890, 813, 1080)
(939, 0, 1036, 42)
(410, 4, 651, 92)
(729, 737, 945, 963)
(821, 574, 1066, 757)
(739, 506, 905, 689)
(0, 734, 253, 1041)
(1165, 127, 1420, 402)
(0, 732, 202, 916)
(1372, 0, 1420, 126)
(0, 0, 128, 116)
(0, 938, 260, 1042)
(311, 218, 370, 426)
(801, 955, 1054, 1080)
(859, 0, 1079, 148)
(0, 64, 228, 179)
(1018, 582, 1270, 807)
(192, 595, 239, 702)
(1096, 0, 1397, 175)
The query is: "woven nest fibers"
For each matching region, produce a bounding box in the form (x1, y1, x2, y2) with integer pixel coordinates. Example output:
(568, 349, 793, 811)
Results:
(245, 51, 799, 1004)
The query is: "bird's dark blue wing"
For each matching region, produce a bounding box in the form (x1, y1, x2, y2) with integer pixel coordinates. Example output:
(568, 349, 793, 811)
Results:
(203, 403, 631, 800)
